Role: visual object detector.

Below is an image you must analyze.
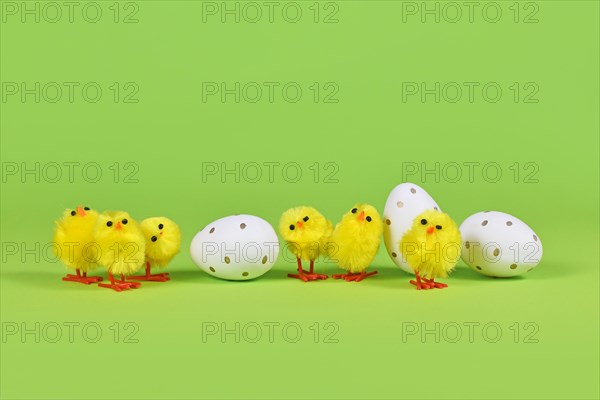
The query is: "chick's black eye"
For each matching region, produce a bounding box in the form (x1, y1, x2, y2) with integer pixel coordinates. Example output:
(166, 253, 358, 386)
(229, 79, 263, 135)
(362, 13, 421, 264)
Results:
(421, 219, 427, 225)
(71, 210, 76, 216)
(436, 225, 442, 230)
(289, 225, 295, 231)
(158, 223, 164, 229)
(122, 219, 128, 225)
(151, 236, 157, 242)
(366, 216, 372, 222)
(303, 216, 309, 222)
(84, 207, 90, 211)
(352, 208, 358, 214)
(106, 221, 113, 227)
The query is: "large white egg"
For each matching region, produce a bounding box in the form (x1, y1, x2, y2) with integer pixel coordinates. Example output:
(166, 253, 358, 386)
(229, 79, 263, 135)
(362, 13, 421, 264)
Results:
(383, 182, 442, 274)
(459, 211, 542, 277)
(190, 215, 279, 280)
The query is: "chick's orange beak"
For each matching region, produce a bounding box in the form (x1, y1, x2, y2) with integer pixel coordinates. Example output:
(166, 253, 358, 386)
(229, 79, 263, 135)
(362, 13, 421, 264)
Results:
(427, 226, 435, 234)
(297, 221, 303, 229)
(115, 221, 122, 230)
(358, 211, 365, 222)
(77, 206, 86, 217)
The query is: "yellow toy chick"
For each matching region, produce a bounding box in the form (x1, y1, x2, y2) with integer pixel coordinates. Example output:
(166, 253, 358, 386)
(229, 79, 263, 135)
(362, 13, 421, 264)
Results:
(129, 217, 181, 282)
(400, 210, 461, 290)
(279, 206, 333, 282)
(53, 205, 103, 284)
(94, 211, 145, 292)
(330, 204, 383, 282)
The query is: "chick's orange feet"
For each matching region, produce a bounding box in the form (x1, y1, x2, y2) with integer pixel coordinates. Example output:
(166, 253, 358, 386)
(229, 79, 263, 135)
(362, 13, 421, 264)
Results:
(129, 263, 170, 282)
(98, 273, 141, 292)
(62, 269, 103, 285)
(332, 271, 378, 282)
(305, 260, 328, 280)
(116, 274, 142, 288)
(422, 277, 448, 288)
(410, 273, 447, 290)
(288, 259, 328, 282)
(130, 273, 169, 282)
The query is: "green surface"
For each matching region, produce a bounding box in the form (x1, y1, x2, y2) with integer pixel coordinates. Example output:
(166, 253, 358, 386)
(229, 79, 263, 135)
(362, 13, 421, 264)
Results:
(1, 1, 599, 399)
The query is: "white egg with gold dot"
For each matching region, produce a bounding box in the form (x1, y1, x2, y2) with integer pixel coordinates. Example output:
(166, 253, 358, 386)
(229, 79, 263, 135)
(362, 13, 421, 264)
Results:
(459, 211, 542, 277)
(383, 182, 442, 274)
(190, 215, 279, 280)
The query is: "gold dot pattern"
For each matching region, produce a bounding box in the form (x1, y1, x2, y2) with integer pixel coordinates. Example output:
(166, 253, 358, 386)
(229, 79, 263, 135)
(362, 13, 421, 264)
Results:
(465, 241, 470, 249)
(493, 248, 500, 257)
(261, 255, 267, 264)
(240, 223, 246, 229)
(506, 221, 513, 226)
(242, 272, 249, 277)
(391, 252, 397, 258)
(209, 227, 215, 233)
(385, 219, 391, 225)
(510, 264, 517, 269)
(482, 220, 488, 226)
(209, 267, 215, 272)
(396, 201, 404, 208)
(224, 256, 230, 264)
(410, 188, 416, 194)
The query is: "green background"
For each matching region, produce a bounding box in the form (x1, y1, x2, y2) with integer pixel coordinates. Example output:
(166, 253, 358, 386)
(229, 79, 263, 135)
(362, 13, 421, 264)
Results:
(1, 1, 599, 399)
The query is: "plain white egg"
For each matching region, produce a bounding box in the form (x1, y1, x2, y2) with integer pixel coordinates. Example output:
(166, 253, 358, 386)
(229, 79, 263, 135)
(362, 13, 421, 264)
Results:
(459, 211, 542, 277)
(383, 182, 441, 274)
(190, 215, 279, 281)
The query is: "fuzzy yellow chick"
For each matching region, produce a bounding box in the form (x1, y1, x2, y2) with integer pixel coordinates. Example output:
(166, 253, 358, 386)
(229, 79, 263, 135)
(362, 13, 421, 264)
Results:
(400, 210, 461, 290)
(129, 217, 181, 282)
(53, 205, 103, 284)
(279, 206, 333, 282)
(330, 204, 383, 282)
(94, 211, 145, 292)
